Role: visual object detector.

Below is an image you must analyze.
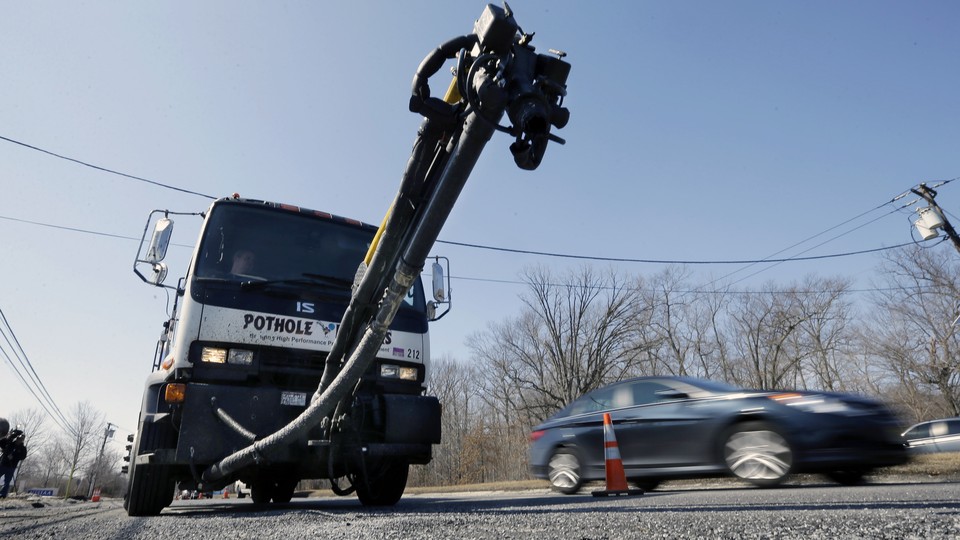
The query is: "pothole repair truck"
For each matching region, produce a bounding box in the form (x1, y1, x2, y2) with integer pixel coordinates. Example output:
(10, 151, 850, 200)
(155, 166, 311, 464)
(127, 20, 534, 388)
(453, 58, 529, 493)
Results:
(124, 2, 570, 516)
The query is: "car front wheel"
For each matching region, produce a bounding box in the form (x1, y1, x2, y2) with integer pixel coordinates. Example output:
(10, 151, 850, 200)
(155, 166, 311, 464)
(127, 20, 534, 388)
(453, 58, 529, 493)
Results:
(548, 448, 583, 494)
(722, 421, 793, 487)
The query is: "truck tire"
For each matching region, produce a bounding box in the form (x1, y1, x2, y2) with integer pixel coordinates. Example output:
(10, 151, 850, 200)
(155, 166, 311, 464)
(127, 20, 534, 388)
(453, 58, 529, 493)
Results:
(250, 481, 274, 504)
(124, 424, 176, 516)
(272, 478, 298, 503)
(355, 459, 408, 507)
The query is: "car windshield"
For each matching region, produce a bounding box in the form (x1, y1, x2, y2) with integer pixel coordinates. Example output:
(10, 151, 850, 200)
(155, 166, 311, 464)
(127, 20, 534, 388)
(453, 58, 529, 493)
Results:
(193, 203, 426, 312)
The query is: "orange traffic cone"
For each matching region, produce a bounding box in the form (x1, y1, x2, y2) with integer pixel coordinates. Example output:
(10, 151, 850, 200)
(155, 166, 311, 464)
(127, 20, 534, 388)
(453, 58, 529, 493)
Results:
(592, 412, 644, 497)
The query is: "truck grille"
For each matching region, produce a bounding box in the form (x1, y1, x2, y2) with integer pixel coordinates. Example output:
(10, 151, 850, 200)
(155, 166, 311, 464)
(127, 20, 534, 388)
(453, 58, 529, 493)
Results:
(259, 347, 327, 369)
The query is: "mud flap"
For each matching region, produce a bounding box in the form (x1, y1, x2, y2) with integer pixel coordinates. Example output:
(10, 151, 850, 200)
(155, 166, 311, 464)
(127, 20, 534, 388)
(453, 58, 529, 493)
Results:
(383, 395, 441, 444)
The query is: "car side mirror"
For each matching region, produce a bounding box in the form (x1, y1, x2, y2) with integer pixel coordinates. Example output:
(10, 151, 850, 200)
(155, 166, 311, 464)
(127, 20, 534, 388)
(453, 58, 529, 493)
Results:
(656, 389, 689, 400)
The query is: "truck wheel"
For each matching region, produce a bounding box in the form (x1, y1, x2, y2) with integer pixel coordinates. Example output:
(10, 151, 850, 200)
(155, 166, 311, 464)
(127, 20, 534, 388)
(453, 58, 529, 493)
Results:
(355, 459, 408, 507)
(271, 478, 298, 503)
(124, 424, 175, 516)
(250, 481, 274, 504)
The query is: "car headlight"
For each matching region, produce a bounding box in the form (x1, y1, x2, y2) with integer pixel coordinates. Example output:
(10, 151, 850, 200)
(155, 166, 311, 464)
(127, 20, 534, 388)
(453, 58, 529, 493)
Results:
(768, 393, 857, 415)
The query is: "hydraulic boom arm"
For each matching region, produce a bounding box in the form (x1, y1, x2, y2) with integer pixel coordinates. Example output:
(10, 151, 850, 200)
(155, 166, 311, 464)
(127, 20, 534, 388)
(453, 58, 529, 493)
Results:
(201, 2, 570, 486)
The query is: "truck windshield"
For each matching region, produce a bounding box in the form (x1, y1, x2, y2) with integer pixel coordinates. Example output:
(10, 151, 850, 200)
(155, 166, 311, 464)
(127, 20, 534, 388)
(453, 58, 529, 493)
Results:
(193, 203, 426, 313)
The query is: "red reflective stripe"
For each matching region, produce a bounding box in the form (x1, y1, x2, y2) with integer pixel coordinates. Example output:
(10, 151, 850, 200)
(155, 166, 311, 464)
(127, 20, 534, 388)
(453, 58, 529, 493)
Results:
(604, 441, 618, 448)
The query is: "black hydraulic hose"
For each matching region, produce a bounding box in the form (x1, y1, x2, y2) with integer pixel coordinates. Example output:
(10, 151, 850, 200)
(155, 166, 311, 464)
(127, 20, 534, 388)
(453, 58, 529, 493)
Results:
(409, 35, 476, 116)
(316, 121, 442, 395)
(317, 38, 467, 396)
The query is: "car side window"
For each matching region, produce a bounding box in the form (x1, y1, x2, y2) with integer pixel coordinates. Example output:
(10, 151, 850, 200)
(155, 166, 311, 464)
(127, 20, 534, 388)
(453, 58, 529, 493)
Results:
(930, 421, 949, 437)
(569, 387, 617, 415)
(946, 420, 960, 436)
(906, 424, 930, 439)
(630, 381, 674, 406)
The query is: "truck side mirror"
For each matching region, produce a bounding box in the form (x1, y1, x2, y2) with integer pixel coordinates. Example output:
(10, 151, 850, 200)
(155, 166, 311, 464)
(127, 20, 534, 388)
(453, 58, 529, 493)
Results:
(145, 217, 174, 263)
(431, 260, 445, 302)
(150, 262, 169, 286)
(427, 257, 451, 321)
(134, 211, 180, 290)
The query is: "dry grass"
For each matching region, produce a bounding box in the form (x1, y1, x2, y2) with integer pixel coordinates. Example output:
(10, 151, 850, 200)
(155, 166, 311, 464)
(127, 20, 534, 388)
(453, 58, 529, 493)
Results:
(405, 479, 550, 494)
(882, 451, 960, 476)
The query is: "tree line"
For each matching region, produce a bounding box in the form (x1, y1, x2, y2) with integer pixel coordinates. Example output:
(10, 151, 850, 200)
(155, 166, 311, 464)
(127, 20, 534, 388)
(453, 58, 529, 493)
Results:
(409, 245, 960, 486)
(4, 402, 125, 498)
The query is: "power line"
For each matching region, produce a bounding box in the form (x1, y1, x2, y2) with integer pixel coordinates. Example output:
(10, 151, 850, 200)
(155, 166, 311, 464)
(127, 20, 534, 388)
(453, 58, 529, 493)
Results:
(0, 134, 216, 200)
(4, 131, 954, 267)
(0, 308, 74, 434)
(437, 238, 922, 264)
(2, 209, 918, 295)
(0, 215, 142, 242)
(2, 211, 918, 266)
(0, 214, 194, 249)
(724, 201, 918, 288)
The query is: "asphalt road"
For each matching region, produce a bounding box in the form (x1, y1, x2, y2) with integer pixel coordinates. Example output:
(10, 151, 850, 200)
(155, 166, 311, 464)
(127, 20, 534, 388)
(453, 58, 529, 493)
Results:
(2, 480, 959, 539)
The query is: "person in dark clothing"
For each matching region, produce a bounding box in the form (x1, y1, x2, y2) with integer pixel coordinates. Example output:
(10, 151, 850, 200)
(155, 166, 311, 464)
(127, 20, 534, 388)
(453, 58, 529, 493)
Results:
(0, 419, 28, 498)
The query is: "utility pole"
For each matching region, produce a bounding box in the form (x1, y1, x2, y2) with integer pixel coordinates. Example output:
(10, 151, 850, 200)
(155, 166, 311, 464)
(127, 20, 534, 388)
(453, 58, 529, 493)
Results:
(87, 422, 115, 499)
(912, 183, 960, 254)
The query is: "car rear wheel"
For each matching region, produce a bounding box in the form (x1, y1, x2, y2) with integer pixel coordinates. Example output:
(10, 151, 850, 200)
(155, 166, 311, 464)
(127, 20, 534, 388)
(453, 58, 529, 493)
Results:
(548, 448, 583, 494)
(722, 421, 792, 487)
(630, 478, 662, 492)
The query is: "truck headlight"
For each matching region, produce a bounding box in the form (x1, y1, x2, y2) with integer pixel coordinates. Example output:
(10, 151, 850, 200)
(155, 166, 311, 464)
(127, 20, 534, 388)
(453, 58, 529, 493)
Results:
(200, 347, 253, 365)
(399, 367, 418, 381)
(227, 349, 254, 365)
(201, 347, 227, 364)
(380, 364, 419, 381)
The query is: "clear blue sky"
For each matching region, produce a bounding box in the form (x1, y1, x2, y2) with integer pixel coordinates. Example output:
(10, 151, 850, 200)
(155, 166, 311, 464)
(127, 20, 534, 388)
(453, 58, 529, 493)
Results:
(2, 1, 958, 445)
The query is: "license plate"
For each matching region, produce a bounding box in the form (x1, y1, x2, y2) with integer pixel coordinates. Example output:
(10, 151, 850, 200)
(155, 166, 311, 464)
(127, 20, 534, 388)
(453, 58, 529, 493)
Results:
(280, 391, 307, 406)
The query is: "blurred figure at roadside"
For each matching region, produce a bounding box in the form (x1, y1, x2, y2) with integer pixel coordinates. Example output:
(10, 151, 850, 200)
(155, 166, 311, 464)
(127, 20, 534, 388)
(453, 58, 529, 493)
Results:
(0, 419, 28, 498)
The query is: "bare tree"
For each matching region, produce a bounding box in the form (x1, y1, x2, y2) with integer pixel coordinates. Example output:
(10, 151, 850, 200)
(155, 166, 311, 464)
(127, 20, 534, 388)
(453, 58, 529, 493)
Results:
(792, 276, 854, 392)
(469, 265, 649, 421)
(641, 267, 697, 376)
(725, 282, 807, 389)
(410, 355, 483, 486)
(60, 401, 105, 498)
(5, 408, 50, 494)
(865, 246, 960, 417)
